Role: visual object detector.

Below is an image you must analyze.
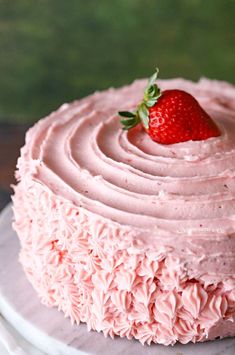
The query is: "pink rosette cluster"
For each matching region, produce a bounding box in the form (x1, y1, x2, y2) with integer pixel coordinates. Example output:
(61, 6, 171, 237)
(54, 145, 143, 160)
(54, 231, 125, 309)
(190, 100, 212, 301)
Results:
(13, 78, 235, 345)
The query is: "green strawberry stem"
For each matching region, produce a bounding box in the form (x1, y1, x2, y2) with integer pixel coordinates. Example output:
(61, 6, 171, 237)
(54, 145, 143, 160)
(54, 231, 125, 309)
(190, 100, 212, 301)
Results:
(119, 68, 161, 130)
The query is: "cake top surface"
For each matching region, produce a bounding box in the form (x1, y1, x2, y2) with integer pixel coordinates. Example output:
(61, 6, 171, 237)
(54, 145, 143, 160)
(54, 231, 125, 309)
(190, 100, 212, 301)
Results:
(17, 77, 235, 233)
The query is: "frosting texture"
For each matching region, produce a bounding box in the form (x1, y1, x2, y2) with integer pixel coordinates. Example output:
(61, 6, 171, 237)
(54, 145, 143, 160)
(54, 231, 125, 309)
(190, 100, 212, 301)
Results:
(13, 78, 235, 345)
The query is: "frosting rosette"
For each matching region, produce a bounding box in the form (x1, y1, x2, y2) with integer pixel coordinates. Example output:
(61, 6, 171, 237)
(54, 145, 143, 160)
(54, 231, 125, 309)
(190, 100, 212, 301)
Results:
(13, 77, 235, 345)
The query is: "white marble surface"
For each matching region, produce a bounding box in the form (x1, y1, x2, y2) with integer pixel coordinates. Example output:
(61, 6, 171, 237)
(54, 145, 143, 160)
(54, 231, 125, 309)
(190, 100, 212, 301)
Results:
(0, 314, 43, 355)
(0, 204, 234, 355)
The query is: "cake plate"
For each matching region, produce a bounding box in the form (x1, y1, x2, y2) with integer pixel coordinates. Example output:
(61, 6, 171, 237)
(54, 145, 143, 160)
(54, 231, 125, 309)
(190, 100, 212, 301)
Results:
(0, 204, 234, 355)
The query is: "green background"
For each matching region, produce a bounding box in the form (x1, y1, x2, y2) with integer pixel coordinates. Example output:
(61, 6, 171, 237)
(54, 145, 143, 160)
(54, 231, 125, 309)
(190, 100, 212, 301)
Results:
(0, 0, 234, 123)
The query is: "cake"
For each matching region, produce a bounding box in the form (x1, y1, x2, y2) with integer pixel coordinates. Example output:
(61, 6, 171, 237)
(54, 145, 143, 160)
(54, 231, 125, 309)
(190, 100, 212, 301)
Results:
(12, 76, 235, 346)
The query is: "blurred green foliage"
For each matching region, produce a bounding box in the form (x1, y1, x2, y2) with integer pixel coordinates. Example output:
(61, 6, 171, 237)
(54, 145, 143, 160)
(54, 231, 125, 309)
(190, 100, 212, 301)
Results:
(0, 0, 234, 123)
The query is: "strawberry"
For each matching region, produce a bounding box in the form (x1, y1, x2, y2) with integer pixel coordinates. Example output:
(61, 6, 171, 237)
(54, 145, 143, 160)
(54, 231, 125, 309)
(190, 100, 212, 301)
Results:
(119, 69, 220, 144)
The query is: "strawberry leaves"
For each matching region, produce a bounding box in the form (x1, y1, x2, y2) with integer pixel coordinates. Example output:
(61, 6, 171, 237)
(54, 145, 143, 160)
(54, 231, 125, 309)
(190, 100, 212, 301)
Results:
(144, 82, 161, 107)
(119, 68, 161, 131)
(138, 103, 149, 129)
(119, 111, 140, 130)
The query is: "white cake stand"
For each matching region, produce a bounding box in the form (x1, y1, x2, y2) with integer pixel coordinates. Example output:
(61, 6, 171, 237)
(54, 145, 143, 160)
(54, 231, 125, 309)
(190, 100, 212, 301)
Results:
(0, 204, 234, 355)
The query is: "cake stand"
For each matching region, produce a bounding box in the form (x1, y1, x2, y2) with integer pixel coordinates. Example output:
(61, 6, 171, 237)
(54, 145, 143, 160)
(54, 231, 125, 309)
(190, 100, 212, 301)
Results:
(0, 204, 234, 355)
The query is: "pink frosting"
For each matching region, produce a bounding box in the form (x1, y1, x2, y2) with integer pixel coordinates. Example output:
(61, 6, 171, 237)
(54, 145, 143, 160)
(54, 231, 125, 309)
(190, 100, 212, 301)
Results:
(13, 78, 235, 345)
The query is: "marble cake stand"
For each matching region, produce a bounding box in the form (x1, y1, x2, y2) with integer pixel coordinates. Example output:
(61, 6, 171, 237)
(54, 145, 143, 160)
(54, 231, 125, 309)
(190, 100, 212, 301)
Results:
(0, 204, 234, 355)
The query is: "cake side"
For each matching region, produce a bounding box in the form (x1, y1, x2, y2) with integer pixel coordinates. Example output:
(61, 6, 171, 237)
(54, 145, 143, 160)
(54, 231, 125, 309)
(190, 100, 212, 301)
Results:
(12, 78, 235, 345)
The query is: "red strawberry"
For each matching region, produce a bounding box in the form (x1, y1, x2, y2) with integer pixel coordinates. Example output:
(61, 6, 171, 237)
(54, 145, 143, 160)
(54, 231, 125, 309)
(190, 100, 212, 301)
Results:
(119, 69, 220, 144)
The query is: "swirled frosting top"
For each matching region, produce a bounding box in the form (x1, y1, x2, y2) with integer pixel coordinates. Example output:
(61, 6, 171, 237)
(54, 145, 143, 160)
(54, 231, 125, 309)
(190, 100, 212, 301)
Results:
(18, 78, 235, 271)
